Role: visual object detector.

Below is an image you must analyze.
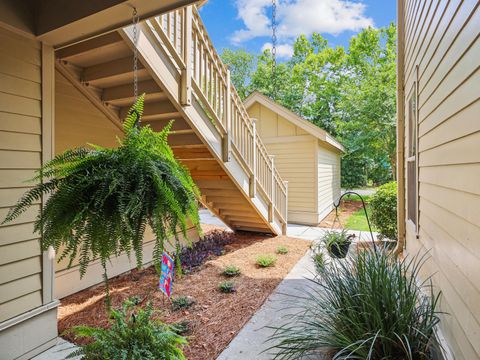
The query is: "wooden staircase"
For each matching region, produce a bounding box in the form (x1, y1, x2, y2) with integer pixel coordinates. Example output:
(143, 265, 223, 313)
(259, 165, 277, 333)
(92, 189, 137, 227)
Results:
(55, 5, 288, 235)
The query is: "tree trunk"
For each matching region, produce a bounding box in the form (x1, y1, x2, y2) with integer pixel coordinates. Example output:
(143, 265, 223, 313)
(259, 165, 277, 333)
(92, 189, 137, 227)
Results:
(390, 154, 396, 181)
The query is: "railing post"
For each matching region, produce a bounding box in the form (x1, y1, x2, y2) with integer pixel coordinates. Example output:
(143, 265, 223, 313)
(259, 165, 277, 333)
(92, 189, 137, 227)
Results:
(283, 180, 288, 235)
(181, 6, 192, 106)
(268, 155, 275, 222)
(249, 118, 257, 197)
(222, 70, 232, 162)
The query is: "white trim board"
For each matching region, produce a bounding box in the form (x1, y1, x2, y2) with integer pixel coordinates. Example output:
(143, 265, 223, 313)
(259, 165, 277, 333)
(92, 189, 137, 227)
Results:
(244, 91, 344, 153)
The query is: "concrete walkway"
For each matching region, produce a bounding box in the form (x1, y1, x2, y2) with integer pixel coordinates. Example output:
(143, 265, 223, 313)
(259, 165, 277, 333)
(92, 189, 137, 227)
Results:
(32, 339, 79, 360)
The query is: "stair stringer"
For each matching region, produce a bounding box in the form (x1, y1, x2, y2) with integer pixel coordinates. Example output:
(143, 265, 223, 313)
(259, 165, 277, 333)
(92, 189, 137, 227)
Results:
(119, 25, 283, 235)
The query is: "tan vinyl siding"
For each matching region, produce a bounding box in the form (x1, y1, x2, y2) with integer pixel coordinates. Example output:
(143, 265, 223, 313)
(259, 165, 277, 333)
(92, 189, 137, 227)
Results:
(54, 71, 199, 298)
(247, 102, 320, 224)
(265, 141, 317, 213)
(401, 0, 480, 358)
(317, 145, 341, 218)
(55, 70, 123, 152)
(0, 27, 43, 323)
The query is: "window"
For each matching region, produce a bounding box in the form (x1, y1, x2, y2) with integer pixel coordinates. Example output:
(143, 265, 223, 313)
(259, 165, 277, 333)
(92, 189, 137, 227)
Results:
(407, 83, 417, 226)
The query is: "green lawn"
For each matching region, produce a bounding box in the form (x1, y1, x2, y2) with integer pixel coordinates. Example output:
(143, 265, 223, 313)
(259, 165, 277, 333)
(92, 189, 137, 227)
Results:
(340, 193, 373, 203)
(344, 205, 377, 232)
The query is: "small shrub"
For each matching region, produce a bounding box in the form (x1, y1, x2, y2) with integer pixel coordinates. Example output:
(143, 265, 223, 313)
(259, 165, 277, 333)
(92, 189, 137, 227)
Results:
(65, 299, 187, 359)
(267, 249, 441, 359)
(218, 280, 236, 293)
(171, 320, 191, 335)
(171, 295, 195, 311)
(276, 246, 289, 255)
(256, 254, 277, 267)
(222, 265, 241, 277)
(312, 251, 326, 272)
(370, 181, 397, 240)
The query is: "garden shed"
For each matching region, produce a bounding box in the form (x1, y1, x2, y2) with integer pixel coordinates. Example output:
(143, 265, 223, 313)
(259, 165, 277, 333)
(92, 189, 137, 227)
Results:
(245, 91, 344, 225)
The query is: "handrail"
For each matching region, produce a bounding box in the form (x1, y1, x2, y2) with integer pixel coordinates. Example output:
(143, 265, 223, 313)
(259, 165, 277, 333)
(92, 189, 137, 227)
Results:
(147, 5, 288, 226)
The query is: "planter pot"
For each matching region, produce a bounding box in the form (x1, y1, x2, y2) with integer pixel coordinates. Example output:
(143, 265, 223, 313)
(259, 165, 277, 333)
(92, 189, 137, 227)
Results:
(328, 242, 351, 258)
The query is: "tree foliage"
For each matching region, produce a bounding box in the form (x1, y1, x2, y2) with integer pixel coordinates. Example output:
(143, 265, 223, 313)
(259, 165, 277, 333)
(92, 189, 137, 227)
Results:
(2, 96, 200, 304)
(220, 48, 255, 99)
(221, 24, 397, 187)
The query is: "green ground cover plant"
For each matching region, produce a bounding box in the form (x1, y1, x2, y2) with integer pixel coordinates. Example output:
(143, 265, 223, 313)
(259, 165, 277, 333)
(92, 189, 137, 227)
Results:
(276, 246, 289, 255)
(222, 265, 241, 277)
(256, 254, 277, 267)
(218, 280, 236, 293)
(171, 296, 195, 311)
(66, 299, 187, 359)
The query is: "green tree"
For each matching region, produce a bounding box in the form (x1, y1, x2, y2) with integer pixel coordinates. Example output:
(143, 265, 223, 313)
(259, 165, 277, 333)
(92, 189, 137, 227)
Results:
(249, 49, 297, 104)
(220, 48, 255, 99)
(219, 24, 397, 186)
(338, 24, 397, 181)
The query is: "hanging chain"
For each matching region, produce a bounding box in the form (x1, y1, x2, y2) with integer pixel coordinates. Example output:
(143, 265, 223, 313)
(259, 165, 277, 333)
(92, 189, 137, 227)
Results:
(132, 7, 140, 103)
(271, 0, 277, 100)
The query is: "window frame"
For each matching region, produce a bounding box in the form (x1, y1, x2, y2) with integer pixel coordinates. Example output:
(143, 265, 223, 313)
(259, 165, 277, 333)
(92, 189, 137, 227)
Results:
(406, 66, 419, 235)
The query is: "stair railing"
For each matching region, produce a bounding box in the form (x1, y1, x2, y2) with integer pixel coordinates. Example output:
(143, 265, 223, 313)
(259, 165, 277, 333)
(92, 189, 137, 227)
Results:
(148, 5, 288, 227)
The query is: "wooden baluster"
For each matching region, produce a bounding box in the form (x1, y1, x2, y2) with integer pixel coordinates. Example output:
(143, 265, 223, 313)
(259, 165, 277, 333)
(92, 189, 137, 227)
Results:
(193, 31, 198, 83)
(167, 12, 171, 41)
(249, 119, 257, 198)
(174, 11, 178, 53)
(268, 155, 275, 222)
(181, 6, 192, 106)
(283, 180, 288, 234)
(222, 70, 232, 162)
(203, 47, 207, 93)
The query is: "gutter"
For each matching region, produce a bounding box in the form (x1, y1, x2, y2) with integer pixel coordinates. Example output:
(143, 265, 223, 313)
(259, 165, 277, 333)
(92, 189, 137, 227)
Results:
(395, 0, 406, 255)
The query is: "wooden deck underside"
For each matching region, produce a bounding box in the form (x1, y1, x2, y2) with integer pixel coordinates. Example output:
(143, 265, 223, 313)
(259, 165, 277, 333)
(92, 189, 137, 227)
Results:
(55, 31, 273, 233)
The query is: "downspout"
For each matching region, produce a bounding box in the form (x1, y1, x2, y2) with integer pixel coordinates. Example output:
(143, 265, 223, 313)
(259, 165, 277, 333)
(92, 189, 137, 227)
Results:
(395, 0, 406, 255)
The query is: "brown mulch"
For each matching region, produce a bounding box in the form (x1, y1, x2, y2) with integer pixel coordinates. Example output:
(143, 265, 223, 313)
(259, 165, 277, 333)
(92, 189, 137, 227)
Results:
(318, 200, 363, 228)
(58, 227, 311, 360)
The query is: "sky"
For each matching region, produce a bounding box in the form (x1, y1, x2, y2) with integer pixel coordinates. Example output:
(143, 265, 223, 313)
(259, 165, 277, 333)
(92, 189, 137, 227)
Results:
(199, 0, 397, 59)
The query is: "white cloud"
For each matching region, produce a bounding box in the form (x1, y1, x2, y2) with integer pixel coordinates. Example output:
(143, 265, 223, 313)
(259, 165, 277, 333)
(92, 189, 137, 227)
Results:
(261, 42, 294, 58)
(231, 0, 374, 44)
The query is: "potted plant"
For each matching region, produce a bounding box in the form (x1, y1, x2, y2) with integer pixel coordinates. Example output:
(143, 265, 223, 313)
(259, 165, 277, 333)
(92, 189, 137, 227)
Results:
(2, 96, 200, 307)
(322, 230, 355, 258)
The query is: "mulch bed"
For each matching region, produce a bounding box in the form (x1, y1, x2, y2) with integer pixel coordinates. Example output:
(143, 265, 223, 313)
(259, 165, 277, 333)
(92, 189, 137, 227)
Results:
(58, 226, 311, 360)
(318, 200, 363, 228)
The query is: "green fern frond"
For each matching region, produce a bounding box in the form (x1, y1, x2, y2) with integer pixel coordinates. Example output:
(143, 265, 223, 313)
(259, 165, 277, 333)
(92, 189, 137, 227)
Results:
(123, 94, 145, 133)
(2, 96, 200, 306)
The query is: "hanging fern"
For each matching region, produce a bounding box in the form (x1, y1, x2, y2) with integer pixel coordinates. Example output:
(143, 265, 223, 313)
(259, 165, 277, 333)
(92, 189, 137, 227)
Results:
(2, 95, 200, 305)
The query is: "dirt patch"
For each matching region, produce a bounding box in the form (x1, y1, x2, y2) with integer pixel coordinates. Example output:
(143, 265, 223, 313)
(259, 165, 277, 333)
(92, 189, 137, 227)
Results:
(318, 200, 363, 228)
(58, 228, 311, 360)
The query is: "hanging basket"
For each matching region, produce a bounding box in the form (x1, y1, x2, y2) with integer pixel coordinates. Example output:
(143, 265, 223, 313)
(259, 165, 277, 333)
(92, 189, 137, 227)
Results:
(327, 239, 352, 259)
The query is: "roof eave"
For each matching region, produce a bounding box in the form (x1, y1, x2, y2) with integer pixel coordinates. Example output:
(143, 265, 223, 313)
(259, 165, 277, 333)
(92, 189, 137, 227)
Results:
(244, 91, 345, 153)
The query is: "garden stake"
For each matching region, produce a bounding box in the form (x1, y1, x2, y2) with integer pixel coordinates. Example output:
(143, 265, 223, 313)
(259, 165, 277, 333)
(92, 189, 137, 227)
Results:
(333, 191, 377, 252)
